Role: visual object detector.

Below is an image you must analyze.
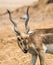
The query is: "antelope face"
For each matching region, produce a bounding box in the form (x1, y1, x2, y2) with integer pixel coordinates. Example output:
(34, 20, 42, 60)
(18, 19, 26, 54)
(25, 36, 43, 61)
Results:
(7, 7, 34, 53)
(17, 33, 29, 53)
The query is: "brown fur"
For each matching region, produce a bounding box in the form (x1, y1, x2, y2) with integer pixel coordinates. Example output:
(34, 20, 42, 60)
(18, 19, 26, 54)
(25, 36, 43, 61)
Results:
(29, 28, 53, 49)
(26, 28, 53, 65)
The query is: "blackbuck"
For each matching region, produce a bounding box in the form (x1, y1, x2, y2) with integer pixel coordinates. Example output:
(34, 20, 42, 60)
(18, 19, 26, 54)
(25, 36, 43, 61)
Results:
(7, 7, 53, 65)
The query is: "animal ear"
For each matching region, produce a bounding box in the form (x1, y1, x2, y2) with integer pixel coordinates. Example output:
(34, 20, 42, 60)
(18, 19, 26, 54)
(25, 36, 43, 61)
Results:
(28, 31, 35, 35)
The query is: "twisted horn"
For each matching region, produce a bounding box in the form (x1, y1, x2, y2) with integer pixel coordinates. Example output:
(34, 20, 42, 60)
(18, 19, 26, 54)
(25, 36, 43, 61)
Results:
(25, 7, 30, 33)
(7, 9, 21, 35)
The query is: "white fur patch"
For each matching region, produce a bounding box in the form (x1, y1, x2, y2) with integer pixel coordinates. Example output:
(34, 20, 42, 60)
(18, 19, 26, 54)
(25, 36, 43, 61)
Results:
(43, 44, 47, 53)
(22, 14, 28, 19)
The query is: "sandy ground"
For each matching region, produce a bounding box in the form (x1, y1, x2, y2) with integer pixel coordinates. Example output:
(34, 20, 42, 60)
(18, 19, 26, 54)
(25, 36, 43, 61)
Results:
(0, 1, 53, 65)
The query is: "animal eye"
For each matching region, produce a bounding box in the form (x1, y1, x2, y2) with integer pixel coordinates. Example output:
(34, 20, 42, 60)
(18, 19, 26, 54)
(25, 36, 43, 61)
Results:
(17, 38, 21, 41)
(25, 38, 27, 39)
(21, 38, 23, 39)
(20, 42, 22, 45)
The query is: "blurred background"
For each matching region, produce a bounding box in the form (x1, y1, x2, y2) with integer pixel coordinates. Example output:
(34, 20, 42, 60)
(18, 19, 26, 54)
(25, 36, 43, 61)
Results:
(0, 0, 53, 65)
(0, 0, 38, 10)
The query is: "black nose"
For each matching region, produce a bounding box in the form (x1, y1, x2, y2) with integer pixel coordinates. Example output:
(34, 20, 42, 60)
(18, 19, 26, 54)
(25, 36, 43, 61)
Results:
(23, 49, 28, 53)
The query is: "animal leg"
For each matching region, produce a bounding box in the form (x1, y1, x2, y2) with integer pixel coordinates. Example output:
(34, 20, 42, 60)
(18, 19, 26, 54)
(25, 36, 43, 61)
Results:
(31, 54, 37, 65)
(39, 50, 45, 65)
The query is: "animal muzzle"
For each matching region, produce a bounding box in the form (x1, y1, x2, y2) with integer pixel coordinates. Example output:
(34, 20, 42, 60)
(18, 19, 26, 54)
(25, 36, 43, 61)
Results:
(23, 49, 28, 53)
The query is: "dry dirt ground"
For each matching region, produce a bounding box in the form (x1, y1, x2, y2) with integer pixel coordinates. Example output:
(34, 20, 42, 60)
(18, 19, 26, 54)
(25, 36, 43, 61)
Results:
(0, 2, 53, 65)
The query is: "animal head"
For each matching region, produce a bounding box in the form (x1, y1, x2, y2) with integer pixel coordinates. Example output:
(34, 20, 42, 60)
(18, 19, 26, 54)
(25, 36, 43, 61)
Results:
(7, 7, 35, 53)
(17, 33, 29, 53)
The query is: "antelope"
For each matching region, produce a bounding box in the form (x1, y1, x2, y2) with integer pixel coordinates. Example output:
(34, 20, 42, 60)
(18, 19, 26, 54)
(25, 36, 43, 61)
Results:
(7, 7, 53, 65)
